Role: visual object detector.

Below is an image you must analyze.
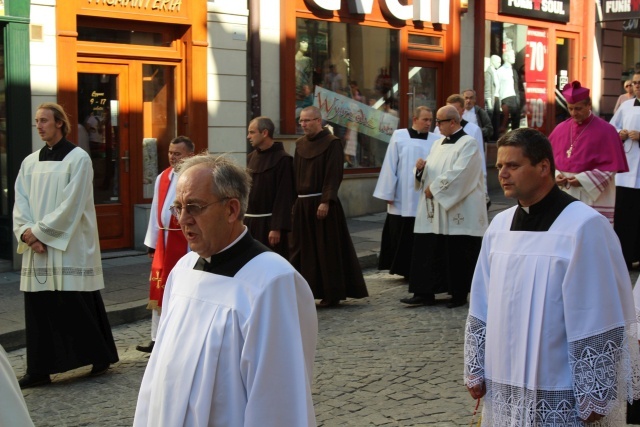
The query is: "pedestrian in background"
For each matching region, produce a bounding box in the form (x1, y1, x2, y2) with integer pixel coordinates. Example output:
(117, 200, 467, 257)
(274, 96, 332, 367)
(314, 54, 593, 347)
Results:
(136, 136, 194, 354)
(290, 106, 368, 307)
(614, 79, 634, 114)
(374, 106, 438, 281)
(245, 116, 294, 258)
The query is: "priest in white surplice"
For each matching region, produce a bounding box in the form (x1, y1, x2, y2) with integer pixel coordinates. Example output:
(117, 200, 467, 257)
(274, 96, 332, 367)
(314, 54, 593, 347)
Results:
(434, 94, 489, 206)
(13, 103, 118, 389)
(134, 154, 317, 427)
(373, 106, 438, 280)
(401, 105, 487, 308)
(464, 128, 640, 426)
(610, 71, 640, 268)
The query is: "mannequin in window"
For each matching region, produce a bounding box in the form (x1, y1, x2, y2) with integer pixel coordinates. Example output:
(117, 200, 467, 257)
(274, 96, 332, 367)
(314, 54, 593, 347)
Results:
(497, 50, 520, 135)
(295, 38, 314, 110)
(484, 55, 501, 140)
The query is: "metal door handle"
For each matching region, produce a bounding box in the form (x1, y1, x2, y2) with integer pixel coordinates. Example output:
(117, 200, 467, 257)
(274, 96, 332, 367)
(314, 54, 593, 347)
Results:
(121, 150, 130, 173)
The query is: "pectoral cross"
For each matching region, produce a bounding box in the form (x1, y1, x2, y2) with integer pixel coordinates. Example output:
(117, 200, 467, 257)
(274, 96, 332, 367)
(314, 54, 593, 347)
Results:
(150, 271, 163, 289)
(566, 145, 573, 158)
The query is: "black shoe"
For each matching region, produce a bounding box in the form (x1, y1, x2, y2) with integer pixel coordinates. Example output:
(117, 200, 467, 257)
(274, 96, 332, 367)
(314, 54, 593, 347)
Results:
(18, 373, 51, 389)
(400, 295, 435, 306)
(136, 341, 155, 353)
(89, 363, 110, 377)
(446, 299, 467, 309)
(316, 299, 340, 308)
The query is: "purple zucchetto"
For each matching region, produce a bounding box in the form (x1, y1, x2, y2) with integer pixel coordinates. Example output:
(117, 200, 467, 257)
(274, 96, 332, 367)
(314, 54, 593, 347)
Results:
(562, 81, 590, 104)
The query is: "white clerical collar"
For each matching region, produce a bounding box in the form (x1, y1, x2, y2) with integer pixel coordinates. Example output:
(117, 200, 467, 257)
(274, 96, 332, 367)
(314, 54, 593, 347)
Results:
(521, 206, 530, 214)
(204, 226, 248, 262)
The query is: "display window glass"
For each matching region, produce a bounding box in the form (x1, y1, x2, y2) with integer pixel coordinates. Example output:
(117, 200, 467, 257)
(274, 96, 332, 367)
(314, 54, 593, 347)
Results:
(485, 20, 573, 135)
(295, 18, 400, 169)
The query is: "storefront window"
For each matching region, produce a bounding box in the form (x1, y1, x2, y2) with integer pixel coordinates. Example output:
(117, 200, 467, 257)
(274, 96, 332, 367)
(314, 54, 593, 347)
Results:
(555, 36, 575, 125)
(295, 19, 400, 169)
(484, 21, 528, 137)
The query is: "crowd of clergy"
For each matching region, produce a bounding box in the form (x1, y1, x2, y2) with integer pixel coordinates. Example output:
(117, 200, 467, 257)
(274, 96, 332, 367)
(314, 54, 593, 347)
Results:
(6, 71, 640, 425)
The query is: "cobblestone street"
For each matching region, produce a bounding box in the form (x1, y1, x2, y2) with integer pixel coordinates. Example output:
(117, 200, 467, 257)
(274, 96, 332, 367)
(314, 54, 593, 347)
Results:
(7, 270, 475, 426)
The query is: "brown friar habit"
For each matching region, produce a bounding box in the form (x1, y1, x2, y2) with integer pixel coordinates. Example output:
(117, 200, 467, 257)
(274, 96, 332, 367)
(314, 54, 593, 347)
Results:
(244, 141, 294, 259)
(290, 129, 368, 302)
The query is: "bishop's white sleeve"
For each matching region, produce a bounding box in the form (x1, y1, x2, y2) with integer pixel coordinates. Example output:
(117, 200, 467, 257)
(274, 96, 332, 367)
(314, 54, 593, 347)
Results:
(242, 271, 318, 427)
(562, 214, 640, 419)
(572, 169, 615, 202)
(373, 134, 399, 202)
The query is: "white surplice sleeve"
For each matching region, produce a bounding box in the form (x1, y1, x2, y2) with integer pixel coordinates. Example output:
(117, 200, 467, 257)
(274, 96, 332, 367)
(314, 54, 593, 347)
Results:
(373, 132, 399, 203)
(634, 276, 640, 324)
(12, 157, 36, 254)
(464, 216, 496, 387)
(429, 137, 482, 211)
(563, 213, 640, 419)
(242, 269, 318, 426)
(0, 345, 34, 427)
(144, 173, 162, 249)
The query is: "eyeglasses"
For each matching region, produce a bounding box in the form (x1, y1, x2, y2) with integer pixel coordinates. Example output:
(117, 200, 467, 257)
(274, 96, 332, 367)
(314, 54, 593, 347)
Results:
(169, 198, 229, 218)
(435, 119, 452, 125)
(626, 84, 633, 88)
(299, 118, 320, 124)
(632, 81, 640, 86)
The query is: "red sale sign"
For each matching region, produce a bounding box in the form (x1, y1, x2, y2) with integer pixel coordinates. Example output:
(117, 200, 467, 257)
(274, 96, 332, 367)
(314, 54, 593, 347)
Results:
(525, 27, 548, 132)
(525, 83, 547, 132)
(525, 27, 548, 83)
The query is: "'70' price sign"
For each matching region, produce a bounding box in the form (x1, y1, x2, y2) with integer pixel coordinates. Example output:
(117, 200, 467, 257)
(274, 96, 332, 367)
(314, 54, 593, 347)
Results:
(525, 27, 548, 132)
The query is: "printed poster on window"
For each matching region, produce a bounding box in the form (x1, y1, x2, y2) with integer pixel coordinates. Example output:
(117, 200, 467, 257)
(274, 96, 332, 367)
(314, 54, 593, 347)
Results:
(313, 86, 399, 144)
(525, 84, 547, 132)
(525, 27, 548, 132)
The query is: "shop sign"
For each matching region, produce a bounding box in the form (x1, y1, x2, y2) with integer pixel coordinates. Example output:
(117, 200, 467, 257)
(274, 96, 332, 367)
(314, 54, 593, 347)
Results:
(85, 0, 183, 13)
(314, 86, 399, 143)
(499, 0, 570, 23)
(598, 1, 640, 22)
(622, 19, 640, 34)
(308, 0, 450, 25)
(525, 27, 548, 132)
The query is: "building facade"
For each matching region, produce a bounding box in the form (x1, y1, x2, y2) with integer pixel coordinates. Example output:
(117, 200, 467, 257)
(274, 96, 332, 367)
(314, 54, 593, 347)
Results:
(1, 0, 628, 268)
(258, 0, 462, 217)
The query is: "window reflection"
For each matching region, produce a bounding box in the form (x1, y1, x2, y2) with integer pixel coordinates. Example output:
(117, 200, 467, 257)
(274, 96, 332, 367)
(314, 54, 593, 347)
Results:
(78, 73, 120, 204)
(142, 64, 176, 199)
(295, 19, 400, 169)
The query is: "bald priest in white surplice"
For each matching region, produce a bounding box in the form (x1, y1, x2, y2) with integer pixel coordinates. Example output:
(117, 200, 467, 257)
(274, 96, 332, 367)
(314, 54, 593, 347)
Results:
(134, 154, 317, 427)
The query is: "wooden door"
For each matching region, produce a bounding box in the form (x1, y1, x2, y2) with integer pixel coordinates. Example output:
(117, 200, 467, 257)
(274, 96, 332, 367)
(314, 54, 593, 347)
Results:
(77, 62, 131, 249)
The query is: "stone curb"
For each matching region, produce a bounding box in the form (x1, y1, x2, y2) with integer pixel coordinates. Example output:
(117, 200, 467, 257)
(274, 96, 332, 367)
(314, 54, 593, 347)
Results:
(0, 253, 377, 352)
